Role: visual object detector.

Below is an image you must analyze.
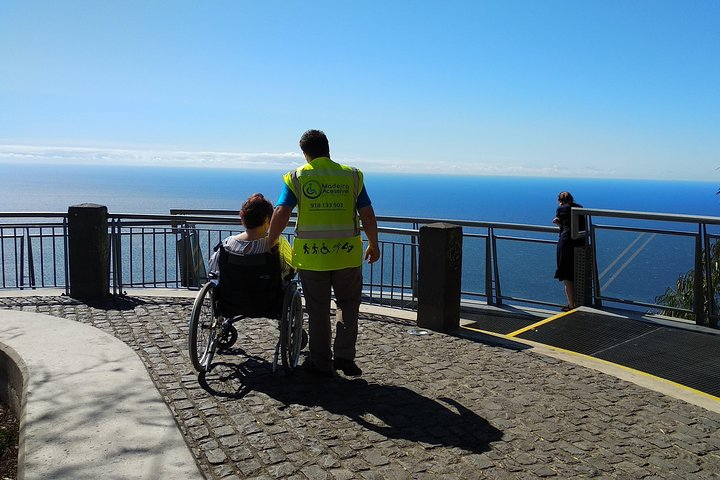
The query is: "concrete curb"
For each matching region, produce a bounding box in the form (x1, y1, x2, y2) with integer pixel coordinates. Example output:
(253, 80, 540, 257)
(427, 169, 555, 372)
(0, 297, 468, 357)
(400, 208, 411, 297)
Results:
(0, 311, 203, 479)
(0, 340, 28, 479)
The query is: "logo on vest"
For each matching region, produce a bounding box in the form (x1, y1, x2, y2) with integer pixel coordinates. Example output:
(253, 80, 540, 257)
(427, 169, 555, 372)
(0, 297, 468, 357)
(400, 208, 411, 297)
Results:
(302, 180, 351, 199)
(303, 180, 322, 199)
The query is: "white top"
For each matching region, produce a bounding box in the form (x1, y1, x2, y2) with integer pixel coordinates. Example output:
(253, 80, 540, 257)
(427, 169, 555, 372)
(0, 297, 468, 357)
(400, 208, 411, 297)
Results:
(208, 235, 294, 279)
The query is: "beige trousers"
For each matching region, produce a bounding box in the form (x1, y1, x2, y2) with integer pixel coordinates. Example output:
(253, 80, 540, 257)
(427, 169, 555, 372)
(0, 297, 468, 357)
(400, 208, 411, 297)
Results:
(299, 266, 363, 371)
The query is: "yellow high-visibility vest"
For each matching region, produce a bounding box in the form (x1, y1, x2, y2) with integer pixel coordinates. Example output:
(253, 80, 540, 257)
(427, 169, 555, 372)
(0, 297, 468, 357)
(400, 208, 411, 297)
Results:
(284, 157, 363, 271)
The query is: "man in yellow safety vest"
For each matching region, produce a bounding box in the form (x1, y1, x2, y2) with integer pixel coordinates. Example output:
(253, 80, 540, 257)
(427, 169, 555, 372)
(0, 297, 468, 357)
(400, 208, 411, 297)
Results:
(268, 129, 380, 377)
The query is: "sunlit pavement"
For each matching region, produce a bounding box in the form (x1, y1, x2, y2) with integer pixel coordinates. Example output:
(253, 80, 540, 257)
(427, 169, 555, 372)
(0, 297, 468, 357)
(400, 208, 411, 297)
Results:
(2, 294, 719, 479)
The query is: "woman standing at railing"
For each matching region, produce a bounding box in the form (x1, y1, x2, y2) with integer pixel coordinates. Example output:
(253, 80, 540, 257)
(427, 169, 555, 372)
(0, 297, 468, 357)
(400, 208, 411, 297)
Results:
(553, 191, 586, 311)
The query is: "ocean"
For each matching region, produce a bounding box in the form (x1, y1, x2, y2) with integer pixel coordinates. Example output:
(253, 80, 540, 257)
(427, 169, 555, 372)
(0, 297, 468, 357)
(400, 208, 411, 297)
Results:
(2, 162, 719, 309)
(2, 163, 718, 221)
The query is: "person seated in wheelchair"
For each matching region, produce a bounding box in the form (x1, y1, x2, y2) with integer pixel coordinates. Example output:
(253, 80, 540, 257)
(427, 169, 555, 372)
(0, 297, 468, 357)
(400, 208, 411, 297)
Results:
(208, 193, 295, 318)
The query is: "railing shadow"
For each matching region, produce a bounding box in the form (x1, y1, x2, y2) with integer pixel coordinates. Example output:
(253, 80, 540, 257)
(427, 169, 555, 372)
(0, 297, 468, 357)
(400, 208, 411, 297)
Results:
(198, 356, 503, 454)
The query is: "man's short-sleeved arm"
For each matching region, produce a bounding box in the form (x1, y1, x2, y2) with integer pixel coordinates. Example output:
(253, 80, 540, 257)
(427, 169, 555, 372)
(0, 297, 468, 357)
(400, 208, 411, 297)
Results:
(356, 186, 371, 209)
(276, 183, 297, 208)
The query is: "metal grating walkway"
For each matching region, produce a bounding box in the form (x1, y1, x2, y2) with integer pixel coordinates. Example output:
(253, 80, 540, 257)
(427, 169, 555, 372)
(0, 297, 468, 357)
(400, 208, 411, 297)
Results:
(463, 309, 720, 399)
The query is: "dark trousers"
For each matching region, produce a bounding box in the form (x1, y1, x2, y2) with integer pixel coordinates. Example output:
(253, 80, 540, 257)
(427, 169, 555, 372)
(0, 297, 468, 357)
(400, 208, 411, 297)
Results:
(299, 266, 363, 371)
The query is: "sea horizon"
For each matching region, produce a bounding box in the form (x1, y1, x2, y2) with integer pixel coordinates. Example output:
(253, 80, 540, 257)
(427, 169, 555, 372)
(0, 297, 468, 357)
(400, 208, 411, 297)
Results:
(2, 162, 719, 223)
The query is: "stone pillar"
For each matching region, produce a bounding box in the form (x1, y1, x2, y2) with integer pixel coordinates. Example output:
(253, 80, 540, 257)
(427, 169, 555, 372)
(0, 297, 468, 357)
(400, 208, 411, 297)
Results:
(417, 223, 463, 332)
(68, 204, 109, 299)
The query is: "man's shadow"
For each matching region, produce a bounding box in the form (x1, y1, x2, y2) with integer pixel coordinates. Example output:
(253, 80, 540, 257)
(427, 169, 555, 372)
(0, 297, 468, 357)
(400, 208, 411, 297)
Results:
(199, 354, 503, 454)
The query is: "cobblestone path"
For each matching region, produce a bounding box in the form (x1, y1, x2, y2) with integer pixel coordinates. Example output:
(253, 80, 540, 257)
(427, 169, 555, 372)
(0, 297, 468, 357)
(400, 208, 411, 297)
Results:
(2, 295, 720, 479)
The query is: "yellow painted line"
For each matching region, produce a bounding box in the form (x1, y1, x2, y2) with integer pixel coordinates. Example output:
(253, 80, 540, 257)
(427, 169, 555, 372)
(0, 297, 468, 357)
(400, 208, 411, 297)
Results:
(506, 309, 576, 337)
(538, 342, 720, 403)
(461, 325, 507, 338)
(459, 323, 720, 403)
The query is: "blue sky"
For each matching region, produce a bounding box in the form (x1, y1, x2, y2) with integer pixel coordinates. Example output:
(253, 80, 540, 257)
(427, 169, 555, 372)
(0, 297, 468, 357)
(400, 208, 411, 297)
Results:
(1, 1, 718, 179)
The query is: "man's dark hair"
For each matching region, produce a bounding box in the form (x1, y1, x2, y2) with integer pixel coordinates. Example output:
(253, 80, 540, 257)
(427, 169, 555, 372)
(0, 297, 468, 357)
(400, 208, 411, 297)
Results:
(299, 129, 330, 159)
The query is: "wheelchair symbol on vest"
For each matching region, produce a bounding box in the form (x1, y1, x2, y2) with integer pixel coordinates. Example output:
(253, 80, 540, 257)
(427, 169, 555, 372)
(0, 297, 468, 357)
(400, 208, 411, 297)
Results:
(303, 242, 352, 255)
(303, 180, 322, 199)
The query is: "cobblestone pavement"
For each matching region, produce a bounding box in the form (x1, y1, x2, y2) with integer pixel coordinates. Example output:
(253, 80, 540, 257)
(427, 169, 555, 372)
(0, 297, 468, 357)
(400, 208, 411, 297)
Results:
(3, 295, 720, 479)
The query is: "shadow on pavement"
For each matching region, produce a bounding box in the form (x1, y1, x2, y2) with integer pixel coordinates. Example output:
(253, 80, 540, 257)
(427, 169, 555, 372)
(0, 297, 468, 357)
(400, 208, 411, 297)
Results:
(198, 356, 503, 454)
(81, 294, 149, 311)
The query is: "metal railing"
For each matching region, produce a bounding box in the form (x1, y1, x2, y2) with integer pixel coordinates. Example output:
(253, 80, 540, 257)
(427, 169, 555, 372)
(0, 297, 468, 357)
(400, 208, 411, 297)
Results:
(0, 213, 69, 292)
(2, 208, 719, 327)
(572, 208, 720, 327)
(108, 212, 422, 308)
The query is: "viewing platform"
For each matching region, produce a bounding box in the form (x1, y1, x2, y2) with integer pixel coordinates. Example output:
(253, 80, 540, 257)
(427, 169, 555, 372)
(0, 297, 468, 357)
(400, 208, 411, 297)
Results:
(1, 290, 719, 479)
(1, 206, 720, 477)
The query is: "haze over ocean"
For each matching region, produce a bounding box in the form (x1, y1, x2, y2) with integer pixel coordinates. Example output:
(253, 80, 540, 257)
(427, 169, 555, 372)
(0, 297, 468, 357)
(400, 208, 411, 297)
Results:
(2, 163, 718, 224)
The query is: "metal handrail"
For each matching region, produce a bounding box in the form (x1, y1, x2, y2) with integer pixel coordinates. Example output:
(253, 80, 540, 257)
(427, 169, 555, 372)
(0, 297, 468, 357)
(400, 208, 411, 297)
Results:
(572, 207, 718, 327)
(571, 207, 720, 239)
(2, 208, 719, 327)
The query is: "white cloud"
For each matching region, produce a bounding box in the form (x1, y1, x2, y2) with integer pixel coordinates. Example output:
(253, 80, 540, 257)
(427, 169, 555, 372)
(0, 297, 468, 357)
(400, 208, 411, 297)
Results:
(0, 145, 304, 171)
(0, 144, 644, 179)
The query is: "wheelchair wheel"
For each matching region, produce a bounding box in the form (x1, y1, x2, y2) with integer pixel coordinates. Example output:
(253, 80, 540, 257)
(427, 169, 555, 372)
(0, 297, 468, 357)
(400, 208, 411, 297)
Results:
(217, 324, 238, 351)
(188, 282, 218, 372)
(279, 283, 304, 372)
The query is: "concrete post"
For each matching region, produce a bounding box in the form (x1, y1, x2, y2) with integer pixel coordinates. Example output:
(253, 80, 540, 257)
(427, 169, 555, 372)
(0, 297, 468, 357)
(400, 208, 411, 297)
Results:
(417, 223, 463, 332)
(68, 203, 109, 299)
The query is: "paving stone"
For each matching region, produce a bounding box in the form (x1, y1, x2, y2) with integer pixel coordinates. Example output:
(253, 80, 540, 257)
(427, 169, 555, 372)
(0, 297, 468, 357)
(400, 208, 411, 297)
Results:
(329, 468, 355, 480)
(206, 448, 228, 464)
(229, 446, 254, 462)
(238, 459, 263, 477)
(6, 295, 720, 480)
(301, 465, 329, 480)
(361, 448, 390, 467)
(189, 425, 210, 440)
(267, 462, 297, 478)
(258, 448, 287, 465)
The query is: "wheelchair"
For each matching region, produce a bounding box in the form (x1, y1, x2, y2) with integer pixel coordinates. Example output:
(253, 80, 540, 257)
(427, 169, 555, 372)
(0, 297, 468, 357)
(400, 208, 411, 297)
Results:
(188, 244, 306, 374)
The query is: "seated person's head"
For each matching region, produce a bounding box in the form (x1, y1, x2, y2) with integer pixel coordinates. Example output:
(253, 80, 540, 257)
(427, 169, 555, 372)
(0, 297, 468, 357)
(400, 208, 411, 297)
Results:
(240, 193, 273, 229)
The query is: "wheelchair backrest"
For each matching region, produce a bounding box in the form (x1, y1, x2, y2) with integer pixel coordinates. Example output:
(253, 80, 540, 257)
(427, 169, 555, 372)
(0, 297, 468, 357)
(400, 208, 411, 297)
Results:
(216, 245, 283, 318)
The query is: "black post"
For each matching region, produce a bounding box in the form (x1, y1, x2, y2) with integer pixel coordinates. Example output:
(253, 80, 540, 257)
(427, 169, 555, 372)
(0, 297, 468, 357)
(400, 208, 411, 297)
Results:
(693, 229, 705, 325)
(68, 204, 109, 299)
(417, 223, 463, 332)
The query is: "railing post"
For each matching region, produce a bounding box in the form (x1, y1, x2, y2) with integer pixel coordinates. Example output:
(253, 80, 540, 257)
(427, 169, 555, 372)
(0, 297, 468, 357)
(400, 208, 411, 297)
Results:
(109, 218, 123, 296)
(574, 243, 593, 308)
(694, 226, 706, 326)
(417, 223, 462, 332)
(702, 225, 717, 328)
(25, 229, 36, 289)
(68, 203, 110, 299)
(491, 228, 502, 306)
(19, 231, 25, 289)
(485, 227, 494, 306)
(411, 222, 419, 301)
(63, 217, 70, 296)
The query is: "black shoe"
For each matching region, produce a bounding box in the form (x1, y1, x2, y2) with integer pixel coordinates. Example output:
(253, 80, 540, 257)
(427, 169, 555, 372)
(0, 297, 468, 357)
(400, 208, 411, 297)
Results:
(334, 358, 362, 377)
(302, 358, 335, 378)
